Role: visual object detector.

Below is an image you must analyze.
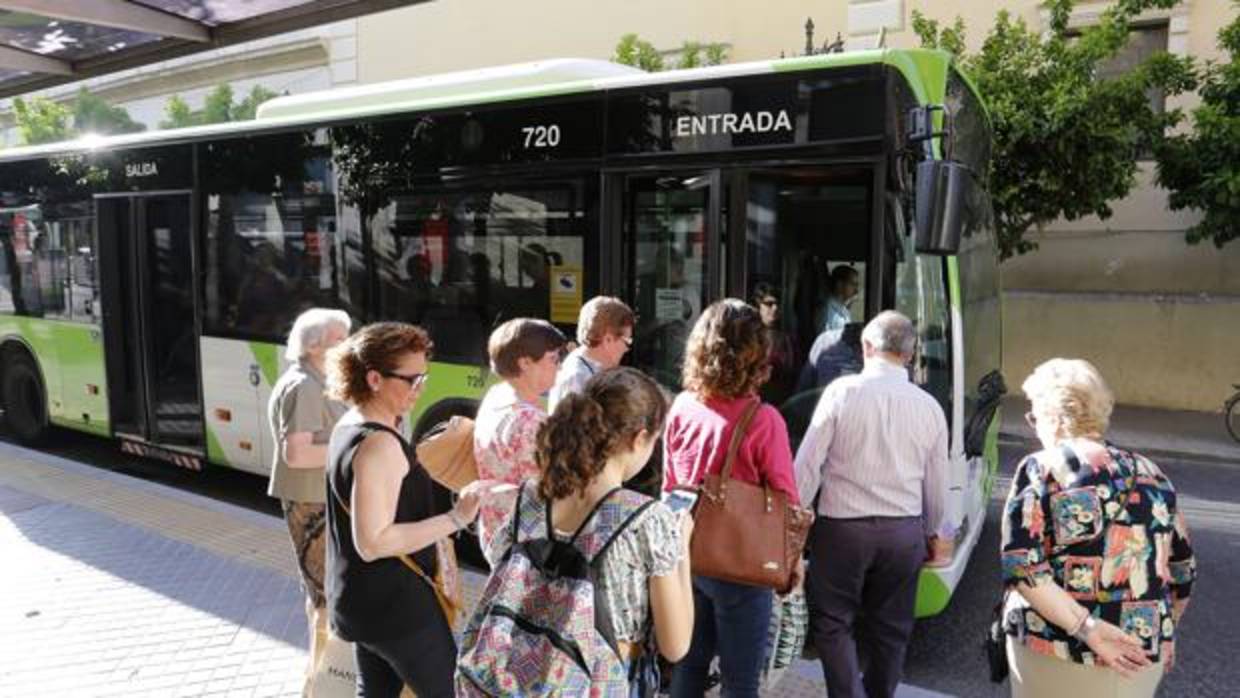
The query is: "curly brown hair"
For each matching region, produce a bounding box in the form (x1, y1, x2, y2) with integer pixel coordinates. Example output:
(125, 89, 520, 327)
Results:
(325, 322, 432, 406)
(682, 299, 771, 399)
(536, 367, 667, 501)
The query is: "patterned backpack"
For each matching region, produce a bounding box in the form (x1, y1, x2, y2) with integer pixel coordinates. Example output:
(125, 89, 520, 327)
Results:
(456, 482, 656, 697)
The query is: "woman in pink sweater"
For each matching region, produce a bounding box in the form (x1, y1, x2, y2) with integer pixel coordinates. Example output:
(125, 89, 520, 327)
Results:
(664, 298, 800, 698)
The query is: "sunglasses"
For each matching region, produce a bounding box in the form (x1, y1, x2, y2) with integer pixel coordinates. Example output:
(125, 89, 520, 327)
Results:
(381, 370, 429, 389)
(1024, 411, 1037, 429)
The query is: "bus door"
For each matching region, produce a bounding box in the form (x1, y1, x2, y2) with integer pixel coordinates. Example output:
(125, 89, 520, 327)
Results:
(97, 192, 204, 457)
(730, 166, 878, 447)
(613, 170, 723, 392)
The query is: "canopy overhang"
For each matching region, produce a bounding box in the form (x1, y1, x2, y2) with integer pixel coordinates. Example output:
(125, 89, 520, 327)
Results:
(0, 0, 430, 99)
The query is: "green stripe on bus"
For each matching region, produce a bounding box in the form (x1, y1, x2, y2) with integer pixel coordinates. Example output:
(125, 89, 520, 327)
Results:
(915, 568, 953, 618)
(982, 404, 1003, 500)
(248, 342, 281, 388)
(205, 423, 229, 467)
(946, 256, 962, 311)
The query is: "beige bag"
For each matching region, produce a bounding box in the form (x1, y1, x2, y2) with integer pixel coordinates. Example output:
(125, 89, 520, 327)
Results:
(414, 416, 479, 492)
(309, 630, 421, 697)
(309, 629, 357, 698)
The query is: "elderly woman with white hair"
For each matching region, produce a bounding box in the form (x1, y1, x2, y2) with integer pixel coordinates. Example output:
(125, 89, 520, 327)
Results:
(1000, 358, 1197, 698)
(266, 307, 351, 693)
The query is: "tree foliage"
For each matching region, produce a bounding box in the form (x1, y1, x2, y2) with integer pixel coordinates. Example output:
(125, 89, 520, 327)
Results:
(159, 84, 279, 128)
(160, 94, 196, 129)
(11, 90, 145, 146)
(12, 96, 72, 145)
(71, 87, 145, 135)
(613, 34, 729, 72)
(914, 0, 1196, 259)
(1155, 4, 1240, 248)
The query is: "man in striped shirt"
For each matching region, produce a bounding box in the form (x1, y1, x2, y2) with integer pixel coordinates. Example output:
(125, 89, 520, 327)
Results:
(793, 310, 956, 698)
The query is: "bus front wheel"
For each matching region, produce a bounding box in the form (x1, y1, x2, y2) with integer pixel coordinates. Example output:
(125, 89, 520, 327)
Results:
(1, 349, 49, 445)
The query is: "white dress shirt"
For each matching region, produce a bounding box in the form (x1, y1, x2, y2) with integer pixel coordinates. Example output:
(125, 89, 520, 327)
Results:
(793, 358, 956, 538)
(547, 348, 599, 413)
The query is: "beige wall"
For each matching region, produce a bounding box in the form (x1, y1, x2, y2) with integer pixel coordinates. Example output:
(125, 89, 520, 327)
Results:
(1003, 294, 1240, 412)
(354, 1, 1239, 412)
(357, 0, 846, 81)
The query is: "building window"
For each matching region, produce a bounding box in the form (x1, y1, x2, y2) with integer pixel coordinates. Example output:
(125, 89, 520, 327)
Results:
(1096, 22, 1170, 117)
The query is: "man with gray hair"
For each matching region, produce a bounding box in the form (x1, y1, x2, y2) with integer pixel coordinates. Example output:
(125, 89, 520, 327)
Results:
(793, 310, 955, 698)
(267, 307, 351, 695)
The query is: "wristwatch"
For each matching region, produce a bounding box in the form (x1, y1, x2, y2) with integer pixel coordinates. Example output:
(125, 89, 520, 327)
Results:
(1072, 614, 1097, 643)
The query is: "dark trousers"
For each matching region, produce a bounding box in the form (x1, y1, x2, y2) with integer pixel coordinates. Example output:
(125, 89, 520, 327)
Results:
(353, 615, 457, 698)
(805, 516, 925, 698)
(669, 575, 773, 698)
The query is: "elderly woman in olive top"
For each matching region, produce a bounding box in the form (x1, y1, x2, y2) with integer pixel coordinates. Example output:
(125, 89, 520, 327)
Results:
(323, 322, 493, 698)
(473, 318, 567, 553)
(1001, 359, 1196, 698)
(266, 307, 350, 693)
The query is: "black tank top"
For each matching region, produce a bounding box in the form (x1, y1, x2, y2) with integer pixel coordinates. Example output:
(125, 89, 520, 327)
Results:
(325, 420, 440, 642)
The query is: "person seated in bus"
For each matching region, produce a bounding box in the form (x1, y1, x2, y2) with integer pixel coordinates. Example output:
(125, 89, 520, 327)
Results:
(796, 321, 864, 393)
(235, 242, 291, 336)
(548, 296, 634, 413)
(509, 242, 556, 319)
(323, 322, 495, 697)
(817, 264, 860, 337)
(265, 308, 351, 696)
(468, 252, 495, 327)
(751, 283, 798, 408)
(472, 318, 567, 553)
(404, 253, 435, 325)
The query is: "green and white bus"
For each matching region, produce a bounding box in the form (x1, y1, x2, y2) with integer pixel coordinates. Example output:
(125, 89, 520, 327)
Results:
(0, 49, 1001, 616)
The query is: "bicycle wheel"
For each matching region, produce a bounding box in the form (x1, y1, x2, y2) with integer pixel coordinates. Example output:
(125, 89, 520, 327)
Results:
(1226, 393, 1240, 443)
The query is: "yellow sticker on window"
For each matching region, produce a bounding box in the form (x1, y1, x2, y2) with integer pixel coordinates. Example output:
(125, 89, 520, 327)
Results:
(549, 265, 583, 324)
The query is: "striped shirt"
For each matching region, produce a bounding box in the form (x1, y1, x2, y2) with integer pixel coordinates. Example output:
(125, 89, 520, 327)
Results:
(793, 359, 955, 538)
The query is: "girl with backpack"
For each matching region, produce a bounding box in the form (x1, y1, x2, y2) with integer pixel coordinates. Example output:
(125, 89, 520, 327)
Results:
(457, 367, 695, 697)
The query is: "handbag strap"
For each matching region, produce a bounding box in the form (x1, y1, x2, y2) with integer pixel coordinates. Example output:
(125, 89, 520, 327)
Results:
(329, 422, 460, 621)
(709, 398, 761, 498)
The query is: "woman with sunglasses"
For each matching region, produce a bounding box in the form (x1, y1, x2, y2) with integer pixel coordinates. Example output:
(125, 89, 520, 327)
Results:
(473, 317, 568, 553)
(323, 322, 493, 697)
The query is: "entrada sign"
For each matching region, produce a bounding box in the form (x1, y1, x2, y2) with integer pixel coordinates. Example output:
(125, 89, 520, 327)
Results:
(674, 110, 793, 138)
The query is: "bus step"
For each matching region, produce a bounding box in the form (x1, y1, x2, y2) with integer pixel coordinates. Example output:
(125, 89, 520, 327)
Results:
(119, 439, 203, 471)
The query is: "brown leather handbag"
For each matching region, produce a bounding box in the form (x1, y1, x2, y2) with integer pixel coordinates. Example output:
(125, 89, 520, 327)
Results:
(689, 399, 814, 593)
(414, 416, 479, 492)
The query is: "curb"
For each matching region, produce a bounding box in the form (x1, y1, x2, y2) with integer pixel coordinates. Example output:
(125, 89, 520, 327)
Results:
(998, 432, 1240, 467)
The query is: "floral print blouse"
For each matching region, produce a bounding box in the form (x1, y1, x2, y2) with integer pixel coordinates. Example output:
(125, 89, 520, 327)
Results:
(473, 382, 546, 553)
(1000, 440, 1196, 665)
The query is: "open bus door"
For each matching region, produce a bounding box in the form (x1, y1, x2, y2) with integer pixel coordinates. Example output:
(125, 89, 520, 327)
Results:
(96, 192, 205, 467)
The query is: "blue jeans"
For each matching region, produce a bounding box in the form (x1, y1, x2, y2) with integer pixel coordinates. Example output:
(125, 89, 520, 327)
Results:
(670, 575, 774, 698)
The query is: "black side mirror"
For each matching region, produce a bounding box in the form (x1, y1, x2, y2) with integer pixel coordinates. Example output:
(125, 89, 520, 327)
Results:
(914, 160, 970, 255)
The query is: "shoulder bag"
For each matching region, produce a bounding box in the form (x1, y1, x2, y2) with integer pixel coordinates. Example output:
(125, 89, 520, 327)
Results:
(689, 399, 814, 593)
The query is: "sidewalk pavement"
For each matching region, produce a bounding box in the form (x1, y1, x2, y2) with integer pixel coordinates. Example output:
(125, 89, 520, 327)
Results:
(999, 396, 1239, 464)
(0, 440, 950, 698)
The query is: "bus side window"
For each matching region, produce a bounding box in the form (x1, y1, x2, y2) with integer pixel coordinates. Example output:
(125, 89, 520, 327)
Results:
(370, 185, 591, 365)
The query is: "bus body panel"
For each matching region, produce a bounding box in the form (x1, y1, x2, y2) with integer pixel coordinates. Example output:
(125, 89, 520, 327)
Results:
(1, 316, 109, 436)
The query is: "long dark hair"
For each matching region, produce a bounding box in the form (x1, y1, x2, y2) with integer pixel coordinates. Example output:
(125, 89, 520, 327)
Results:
(536, 367, 667, 500)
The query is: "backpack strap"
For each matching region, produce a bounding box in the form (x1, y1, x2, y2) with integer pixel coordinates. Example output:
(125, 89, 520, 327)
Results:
(573, 489, 658, 566)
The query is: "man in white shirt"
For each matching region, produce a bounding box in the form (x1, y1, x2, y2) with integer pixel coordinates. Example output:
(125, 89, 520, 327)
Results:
(547, 296, 634, 412)
(793, 310, 955, 698)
